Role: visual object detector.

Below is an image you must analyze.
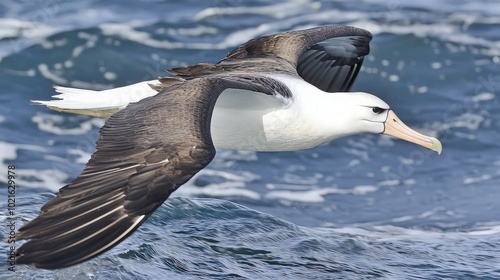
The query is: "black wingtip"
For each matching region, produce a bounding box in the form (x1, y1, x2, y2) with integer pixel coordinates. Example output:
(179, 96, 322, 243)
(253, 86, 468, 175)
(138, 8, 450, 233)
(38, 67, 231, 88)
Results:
(15, 213, 147, 269)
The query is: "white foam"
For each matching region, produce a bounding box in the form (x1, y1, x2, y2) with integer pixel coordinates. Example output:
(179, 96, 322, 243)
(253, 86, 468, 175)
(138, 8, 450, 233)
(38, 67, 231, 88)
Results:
(32, 112, 105, 135)
(170, 166, 262, 200)
(352, 185, 378, 195)
(347, 139, 371, 150)
(99, 9, 369, 52)
(377, 135, 395, 147)
(3, 0, 500, 65)
(43, 154, 68, 163)
(378, 179, 400, 186)
(0, 141, 67, 192)
(104, 72, 117, 81)
(0, 18, 54, 41)
(388, 74, 399, 82)
(472, 92, 495, 102)
(99, 20, 269, 50)
(38, 63, 67, 84)
(196, 169, 259, 183)
(175, 180, 261, 200)
(156, 26, 218, 37)
(266, 183, 311, 191)
(265, 185, 378, 203)
(68, 149, 92, 164)
(349, 159, 361, 167)
(3, 68, 36, 77)
(343, 147, 370, 161)
(326, 220, 500, 244)
(13, 168, 68, 191)
(468, 224, 500, 235)
(404, 179, 416, 185)
(283, 172, 319, 185)
(383, 207, 454, 225)
(463, 174, 491, 185)
(194, 0, 320, 21)
(72, 32, 98, 58)
(215, 149, 258, 161)
(431, 62, 442, 69)
(417, 86, 428, 94)
(436, 112, 485, 131)
(0, 19, 56, 61)
(265, 188, 336, 203)
(0, 18, 33, 39)
(352, 18, 500, 57)
(100, 22, 186, 50)
(0, 142, 44, 168)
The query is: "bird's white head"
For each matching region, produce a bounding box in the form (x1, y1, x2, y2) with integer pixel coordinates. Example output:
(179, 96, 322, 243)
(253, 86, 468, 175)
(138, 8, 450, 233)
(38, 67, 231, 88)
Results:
(309, 92, 442, 154)
(330, 92, 390, 134)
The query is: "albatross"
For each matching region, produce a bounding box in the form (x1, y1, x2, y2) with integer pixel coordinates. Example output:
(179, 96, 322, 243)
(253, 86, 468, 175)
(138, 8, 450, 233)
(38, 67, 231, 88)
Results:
(17, 26, 442, 269)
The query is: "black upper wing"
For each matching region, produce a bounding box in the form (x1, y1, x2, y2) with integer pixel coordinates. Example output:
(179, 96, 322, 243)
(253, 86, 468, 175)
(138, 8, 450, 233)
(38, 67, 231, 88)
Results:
(15, 76, 274, 269)
(223, 25, 372, 92)
(296, 35, 369, 92)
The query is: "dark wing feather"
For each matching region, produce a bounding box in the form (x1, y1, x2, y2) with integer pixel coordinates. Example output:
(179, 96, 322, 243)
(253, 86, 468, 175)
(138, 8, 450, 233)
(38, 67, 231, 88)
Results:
(223, 25, 372, 92)
(296, 35, 369, 92)
(165, 26, 371, 93)
(15, 77, 263, 269)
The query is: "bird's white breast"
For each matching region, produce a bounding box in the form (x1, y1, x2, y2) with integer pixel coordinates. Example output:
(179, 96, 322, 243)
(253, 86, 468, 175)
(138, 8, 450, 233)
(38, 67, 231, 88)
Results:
(210, 88, 286, 151)
(210, 76, 339, 152)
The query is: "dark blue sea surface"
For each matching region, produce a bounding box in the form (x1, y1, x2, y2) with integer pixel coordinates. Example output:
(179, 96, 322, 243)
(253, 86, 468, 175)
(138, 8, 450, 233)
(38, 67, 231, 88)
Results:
(1, 0, 499, 279)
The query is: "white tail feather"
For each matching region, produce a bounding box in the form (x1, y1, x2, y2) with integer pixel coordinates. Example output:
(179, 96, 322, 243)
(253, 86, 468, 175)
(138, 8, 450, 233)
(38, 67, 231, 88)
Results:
(32, 80, 160, 117)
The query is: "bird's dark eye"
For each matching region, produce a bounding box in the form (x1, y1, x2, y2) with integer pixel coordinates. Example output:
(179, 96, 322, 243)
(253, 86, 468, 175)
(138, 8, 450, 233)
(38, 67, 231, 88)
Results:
(372, 107, 384, 114)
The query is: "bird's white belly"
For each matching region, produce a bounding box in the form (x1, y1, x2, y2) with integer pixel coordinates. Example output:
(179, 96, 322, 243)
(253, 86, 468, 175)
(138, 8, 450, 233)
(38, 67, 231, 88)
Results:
(210, 89, 327, 151)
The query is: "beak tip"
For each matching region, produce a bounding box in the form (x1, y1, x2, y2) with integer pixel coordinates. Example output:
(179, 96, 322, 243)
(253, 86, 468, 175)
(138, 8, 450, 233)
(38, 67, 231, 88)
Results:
(430, 137, 443, 155)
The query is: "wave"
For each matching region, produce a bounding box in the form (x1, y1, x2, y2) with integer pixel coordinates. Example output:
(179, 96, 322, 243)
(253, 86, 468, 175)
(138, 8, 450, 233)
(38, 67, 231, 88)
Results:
(3, 197, 499, 279)
(2, 0, 500, 63)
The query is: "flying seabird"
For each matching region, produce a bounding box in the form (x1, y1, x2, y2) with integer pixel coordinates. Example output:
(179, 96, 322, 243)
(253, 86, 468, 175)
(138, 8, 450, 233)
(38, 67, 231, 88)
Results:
(17, 26, 442, 269)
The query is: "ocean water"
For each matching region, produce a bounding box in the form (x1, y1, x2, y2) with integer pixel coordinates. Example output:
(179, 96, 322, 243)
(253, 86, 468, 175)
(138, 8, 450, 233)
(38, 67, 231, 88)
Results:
(1, 0, 499, 279)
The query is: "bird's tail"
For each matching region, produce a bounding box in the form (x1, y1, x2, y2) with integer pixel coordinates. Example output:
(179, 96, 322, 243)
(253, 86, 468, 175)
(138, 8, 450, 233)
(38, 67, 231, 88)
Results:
(32, 80, 160, 118)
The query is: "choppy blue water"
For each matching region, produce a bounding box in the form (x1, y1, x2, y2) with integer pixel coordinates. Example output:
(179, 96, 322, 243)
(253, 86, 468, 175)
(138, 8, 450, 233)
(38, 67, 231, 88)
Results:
(1, 0, 499, 279)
